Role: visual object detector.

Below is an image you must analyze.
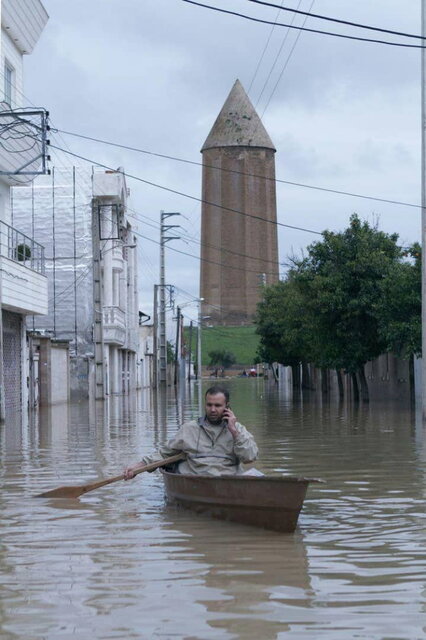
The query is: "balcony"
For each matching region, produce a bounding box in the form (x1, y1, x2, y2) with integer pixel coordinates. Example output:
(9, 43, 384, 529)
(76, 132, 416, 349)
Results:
(103, 305, 126, 345)
(0, 220, 47, 315)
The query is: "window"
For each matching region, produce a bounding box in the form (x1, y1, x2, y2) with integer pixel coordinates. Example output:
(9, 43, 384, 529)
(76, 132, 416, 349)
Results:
(4, 62, 13, 106)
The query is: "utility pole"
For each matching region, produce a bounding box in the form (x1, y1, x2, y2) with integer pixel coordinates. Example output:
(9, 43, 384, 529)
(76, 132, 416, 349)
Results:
(158, 211, 180, 385)
(422, 1, 426, 418)
(187, 320, 193, 382)
(197, 297, 206, 412)
(197, 299, 202, 385)
(92, 202, 104, 400)
(174, 306, 181, 386)
(153, 284, 158, 388)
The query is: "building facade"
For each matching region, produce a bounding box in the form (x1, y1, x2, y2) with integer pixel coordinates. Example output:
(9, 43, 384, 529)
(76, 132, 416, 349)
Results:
(200, 79, 279, 326)
(0, 0, 49, 420)
(12, 166, 140, 399)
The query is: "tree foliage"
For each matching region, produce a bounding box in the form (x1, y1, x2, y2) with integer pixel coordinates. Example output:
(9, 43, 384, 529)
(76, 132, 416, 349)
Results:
(256, 278, 314, 367)
(293, 214, 403, 373)
(375, 243, 421, 357)
(255, 215, 421, 397)
(208, 349, 237, 369)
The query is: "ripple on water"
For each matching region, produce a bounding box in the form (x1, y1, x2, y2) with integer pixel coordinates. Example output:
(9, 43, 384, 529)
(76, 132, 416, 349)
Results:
(1, 386, 426, 639)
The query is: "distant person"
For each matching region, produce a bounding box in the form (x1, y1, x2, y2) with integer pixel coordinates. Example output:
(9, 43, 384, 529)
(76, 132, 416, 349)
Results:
(249, 366, 257, 377)
(124, 386, 258, 477)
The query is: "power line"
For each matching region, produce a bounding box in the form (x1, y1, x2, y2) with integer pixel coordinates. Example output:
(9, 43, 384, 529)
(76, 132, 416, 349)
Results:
(49, 142, 323, 236)
(260, 0, 315, 118)
(245, 0, 426, 41)
(254, 0, 304, 108)
(126, 203, 286, 268)
(99, 209, 281, 279)
(131, 226, 281, 276)
(248, 0, 285, 94)
(181, 1, 426, 49)
(54, 128, 421, 210)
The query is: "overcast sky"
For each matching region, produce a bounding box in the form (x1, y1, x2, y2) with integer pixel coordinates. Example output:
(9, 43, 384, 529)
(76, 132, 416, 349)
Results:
(23, 0, 422, 328)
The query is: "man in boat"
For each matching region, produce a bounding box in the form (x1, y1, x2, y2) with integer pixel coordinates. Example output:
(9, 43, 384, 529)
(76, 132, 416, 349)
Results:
(124, 386, 258, 478)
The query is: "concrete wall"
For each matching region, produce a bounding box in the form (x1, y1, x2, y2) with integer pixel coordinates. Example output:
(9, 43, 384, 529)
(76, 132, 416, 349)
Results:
(138, 325, 154, 388)
(38, 337, 70, 405)
(0, 180, 10, 222)
(363, 353, 412, 403)
(50, 344, 70, 403)
(277, 353, 414, 403)
(0, 255, 47, 314)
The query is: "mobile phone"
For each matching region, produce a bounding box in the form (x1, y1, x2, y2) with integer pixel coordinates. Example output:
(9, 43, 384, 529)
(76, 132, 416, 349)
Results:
(224, 404, 231, 421)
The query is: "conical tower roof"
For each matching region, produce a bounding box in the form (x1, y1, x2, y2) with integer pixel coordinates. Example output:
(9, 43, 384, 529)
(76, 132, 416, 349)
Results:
(201, 79, 276, 152)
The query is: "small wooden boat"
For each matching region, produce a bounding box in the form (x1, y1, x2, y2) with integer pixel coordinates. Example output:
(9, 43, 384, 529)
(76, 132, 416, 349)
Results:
(161, 470, 322, 532)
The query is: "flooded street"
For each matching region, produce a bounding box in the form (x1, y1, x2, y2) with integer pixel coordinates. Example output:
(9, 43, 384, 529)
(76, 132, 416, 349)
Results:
(1, 378, 426, 639)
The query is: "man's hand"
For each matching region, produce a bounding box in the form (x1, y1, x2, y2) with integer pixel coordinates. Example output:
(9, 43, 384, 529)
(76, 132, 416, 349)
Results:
(123, 464, 141, 480)
(223, 407, 238, 439)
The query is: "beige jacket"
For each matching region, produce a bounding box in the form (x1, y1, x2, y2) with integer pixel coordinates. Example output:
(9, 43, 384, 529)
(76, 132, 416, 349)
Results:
(142, 417, 258, 476)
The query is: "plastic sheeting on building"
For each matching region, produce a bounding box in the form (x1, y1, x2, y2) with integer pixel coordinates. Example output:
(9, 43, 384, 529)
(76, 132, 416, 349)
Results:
(11, 167, 95, 394)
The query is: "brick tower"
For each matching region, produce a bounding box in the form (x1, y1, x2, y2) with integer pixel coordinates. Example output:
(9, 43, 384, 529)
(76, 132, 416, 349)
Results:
(200, 79, 279, 326)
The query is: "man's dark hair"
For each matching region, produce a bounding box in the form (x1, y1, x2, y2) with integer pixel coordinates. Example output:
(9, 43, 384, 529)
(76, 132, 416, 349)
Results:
(205, 386, 230, 403)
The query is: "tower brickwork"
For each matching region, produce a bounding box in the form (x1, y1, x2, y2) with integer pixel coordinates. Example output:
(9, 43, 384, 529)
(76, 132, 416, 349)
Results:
(200, 80, 279, 325)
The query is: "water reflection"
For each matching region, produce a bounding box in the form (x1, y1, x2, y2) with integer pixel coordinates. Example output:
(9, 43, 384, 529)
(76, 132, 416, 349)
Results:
(1, 380, 426, 639)
(160, 512, 313, 639)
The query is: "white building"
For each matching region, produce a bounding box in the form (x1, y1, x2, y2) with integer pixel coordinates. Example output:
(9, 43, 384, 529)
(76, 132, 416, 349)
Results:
(93, 168, 139, 398)
(0, 0, 49, 420)
(138, 323, 155, 389)
(12, 166, 140, 399)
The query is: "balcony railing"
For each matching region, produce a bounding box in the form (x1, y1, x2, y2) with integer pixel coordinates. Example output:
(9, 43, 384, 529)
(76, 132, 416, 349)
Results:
(103, 305, 126, 328)
(0, 220, 45, 274)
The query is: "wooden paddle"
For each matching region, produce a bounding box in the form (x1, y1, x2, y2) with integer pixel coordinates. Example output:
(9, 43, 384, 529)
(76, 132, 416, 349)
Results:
(34, 453, 186, 499)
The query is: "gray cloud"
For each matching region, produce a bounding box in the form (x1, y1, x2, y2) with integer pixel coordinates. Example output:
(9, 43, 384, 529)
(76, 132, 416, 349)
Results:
(24, 0, 422, 319)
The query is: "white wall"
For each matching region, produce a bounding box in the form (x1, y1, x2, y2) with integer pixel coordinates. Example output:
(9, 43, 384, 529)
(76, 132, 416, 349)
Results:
(50, 345, 69, 403)
(1, 27, 23, 107)
(0, 255, 47, 314)
(0, 179, 10, 222)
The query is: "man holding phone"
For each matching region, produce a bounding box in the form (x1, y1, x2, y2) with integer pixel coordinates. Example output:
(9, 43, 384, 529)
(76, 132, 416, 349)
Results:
(124, 386, 258, 477)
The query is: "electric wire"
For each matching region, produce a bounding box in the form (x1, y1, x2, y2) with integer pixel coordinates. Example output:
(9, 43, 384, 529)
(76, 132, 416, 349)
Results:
(128, 223, 281, 276)
(49, 142, 323, 236)
(181, 0, 426, 49)
(0, 78, 159, 320)
(248, 0, 285, 94)
(54, 128, 421, 210)
(0, 64, 95, 195)
(260, 0, 315, 117)
(125, 204, 285, 268)
(254, 0, 304, 109)
(244, 0, 426, 40)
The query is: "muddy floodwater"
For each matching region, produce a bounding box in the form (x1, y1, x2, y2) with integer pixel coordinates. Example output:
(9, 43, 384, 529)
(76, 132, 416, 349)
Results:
(1, 378, 426, 639)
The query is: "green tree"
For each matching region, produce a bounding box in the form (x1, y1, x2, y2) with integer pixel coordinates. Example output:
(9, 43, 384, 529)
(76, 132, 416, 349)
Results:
(293, 214, 403, 401)
(375, 243, 421, 358)
(208, 349, 237, 370)
(256, 215, 410, 402)
(255, 278, 314, 388)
